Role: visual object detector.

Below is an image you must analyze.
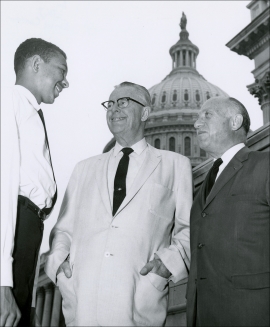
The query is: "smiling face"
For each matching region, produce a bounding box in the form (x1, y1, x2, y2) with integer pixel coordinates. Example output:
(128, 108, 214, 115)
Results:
(194, 98, 234, 158)
(35, 53, 69, 104)
(106, 86, 149, 146)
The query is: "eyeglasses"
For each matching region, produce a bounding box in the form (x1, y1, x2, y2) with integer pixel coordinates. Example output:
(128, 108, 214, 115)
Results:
(101, 97, 146, 111)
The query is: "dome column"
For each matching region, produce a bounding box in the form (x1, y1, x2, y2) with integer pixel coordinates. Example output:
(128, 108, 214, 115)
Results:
(180, 50, 183, 67)
(186, 50, 190, 67)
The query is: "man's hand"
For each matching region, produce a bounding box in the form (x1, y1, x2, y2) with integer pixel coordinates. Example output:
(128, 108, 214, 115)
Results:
(140, 254, 171, 279)
(56, 256, 72, 278)
(0, 286, 21, 327)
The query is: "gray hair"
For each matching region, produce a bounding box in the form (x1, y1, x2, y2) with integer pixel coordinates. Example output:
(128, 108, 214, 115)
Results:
(115, 81, 151, 107)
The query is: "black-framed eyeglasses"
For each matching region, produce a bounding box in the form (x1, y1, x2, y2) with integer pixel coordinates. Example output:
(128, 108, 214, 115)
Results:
(101, 97, 146, 111)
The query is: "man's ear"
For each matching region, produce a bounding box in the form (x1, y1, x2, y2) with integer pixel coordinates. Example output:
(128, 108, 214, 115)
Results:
(31, 55, 43, 73)
(141, 106, 150, 122)
(231, 114, 244, 131)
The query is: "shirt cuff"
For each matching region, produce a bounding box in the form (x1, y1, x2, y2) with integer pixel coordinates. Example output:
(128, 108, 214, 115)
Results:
(0, 257, 14, 287)
(155, 247, 188, 283)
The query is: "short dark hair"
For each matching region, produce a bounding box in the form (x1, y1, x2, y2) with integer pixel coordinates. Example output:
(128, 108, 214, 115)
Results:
(14, 38, 67, 75)
(228, 97, 251, 134)
(117, 81, 151, 106)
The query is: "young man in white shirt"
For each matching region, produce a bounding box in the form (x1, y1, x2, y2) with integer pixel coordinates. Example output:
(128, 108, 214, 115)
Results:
(1, 38, 69, 327)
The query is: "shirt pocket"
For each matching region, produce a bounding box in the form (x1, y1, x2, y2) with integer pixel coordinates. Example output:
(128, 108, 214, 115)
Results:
(149, 183, 175, 220)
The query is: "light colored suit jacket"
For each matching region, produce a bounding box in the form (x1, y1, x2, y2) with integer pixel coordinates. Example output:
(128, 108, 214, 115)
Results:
(45, 144, 193, 326)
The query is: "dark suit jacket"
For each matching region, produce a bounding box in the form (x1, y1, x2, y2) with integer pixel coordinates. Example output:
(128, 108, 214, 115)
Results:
(186, 147, 270, 327)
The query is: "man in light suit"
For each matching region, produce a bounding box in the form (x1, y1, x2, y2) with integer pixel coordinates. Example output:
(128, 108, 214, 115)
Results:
(186, 96, 269, 326)
(45, 81, 193, 326)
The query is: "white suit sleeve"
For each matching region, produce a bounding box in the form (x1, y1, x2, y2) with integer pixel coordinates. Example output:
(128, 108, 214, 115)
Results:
(1, 88, 20, 287)
(44, 163, 81, 284)
(156, 156, 193, 283)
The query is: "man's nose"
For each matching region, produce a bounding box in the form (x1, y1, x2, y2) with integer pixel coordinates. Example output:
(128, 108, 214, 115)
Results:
(61, 77, 69, 88)
(111, 103, 120, 113)
(194, 118, 203, 129)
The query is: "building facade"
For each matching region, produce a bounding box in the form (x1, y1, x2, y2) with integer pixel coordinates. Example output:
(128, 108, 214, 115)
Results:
(226, 0, 270, 124)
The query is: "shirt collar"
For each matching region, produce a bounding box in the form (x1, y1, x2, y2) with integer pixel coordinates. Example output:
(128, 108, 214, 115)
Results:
(113, 138, 147, 157)
(14, 85, 40, 111)
(218, 143, 245, 166)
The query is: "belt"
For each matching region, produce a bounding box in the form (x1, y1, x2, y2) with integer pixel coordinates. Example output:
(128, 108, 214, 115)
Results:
(18, 195, 48, 221)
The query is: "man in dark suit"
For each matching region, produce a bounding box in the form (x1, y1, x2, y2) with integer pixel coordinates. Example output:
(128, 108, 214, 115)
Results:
(186, 96, 269, 327)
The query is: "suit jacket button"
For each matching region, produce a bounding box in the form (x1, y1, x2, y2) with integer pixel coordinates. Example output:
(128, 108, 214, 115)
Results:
(198, 243, 204, 249)
(201, 212, 207, 218)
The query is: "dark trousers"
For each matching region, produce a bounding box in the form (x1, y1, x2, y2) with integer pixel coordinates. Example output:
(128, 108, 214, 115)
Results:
(12, 198, 44, 327)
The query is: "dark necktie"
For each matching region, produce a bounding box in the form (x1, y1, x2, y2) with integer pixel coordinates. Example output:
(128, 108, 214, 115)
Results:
(204, 158, 223, 201)
(113, 148, 134, 216)
(38, 109, 57, 214)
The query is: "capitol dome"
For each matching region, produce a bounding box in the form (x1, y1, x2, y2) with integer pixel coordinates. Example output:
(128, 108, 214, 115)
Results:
(144, 12, 229, 167)
(104, 13, 229, 167)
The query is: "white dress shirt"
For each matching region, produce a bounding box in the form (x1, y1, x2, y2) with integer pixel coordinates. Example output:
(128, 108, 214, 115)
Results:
(107, 138, 148, 207)
(1, 85, 56, 287)
(215, 143, 245, 181)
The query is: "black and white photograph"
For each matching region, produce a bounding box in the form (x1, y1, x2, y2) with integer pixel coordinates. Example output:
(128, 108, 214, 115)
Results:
(1, 1, 269, 326)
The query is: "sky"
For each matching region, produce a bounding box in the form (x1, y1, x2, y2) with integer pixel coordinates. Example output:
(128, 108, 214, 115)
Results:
(1, 1, 264, 254)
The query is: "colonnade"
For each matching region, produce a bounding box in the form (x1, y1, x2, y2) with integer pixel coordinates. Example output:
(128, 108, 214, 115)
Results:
(36, 283, 63, 326)
(172, 49, 196, 69)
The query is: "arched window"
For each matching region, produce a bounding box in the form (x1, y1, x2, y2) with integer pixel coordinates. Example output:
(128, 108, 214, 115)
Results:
(206, 91, 210, 100)
(184, 89, 189, 101)
(200, 148, 206, 157)
(154, 138, 160, 149)
(161, 91, 166, 103)
(169, 137, 175, 152)
(152, 94, 156, 105)
(185, 137, 191, 156)
(172, 90, 177, 102)
(195, 90, 200, 102)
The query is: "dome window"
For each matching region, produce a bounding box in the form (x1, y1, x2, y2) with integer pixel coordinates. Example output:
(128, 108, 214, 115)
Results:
(169, 137, 175, 152)
(206, 91, 211, 100)
(184, 137, 191, 156)
(154, 138, 160, 149)
(195, 90, 200, 102)
(172, 90, 177, 102)
(152, 94, 156, 105)
(184, 89, 189, 101)
(161, 91, 166, 103)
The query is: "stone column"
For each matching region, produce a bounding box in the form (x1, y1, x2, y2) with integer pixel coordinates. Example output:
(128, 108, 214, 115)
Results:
(186, 50, 190, 67)
(180, 51, 183, 67)
(172, 56, 174, 70)
(262, 99, 270, 124)
(36, 287, 45, 325)
(248, 72, 270, 125)
(174, 52, 177, 68)
(42, 283, 54, 326)
(50, 286, 62, 327)
(191, 52, 194, 68)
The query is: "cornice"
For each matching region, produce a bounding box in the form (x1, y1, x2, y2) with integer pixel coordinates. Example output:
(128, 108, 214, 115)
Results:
(226, 7, 270, 58)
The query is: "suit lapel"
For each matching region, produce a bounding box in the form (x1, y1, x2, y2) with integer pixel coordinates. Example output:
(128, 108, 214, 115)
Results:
(95, 149, 113, 217)
(114, 144, 161, 217)
(204, 147, 250, 209)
